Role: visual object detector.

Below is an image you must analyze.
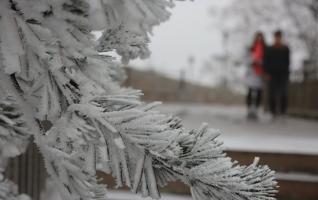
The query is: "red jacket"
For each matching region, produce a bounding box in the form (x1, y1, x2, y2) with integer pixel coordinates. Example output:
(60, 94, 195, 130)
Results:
(251, 41, 264, 76)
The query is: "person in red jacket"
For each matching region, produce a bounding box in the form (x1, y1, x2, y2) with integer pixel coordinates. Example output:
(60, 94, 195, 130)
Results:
(246, 32, 266, 120)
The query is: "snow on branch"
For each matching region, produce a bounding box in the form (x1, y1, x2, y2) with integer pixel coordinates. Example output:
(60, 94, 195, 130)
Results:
(0, 96, 31, 158)
(0, 0, 277, 200)
(40, 95, 277, 200)
(0, 96, 31, 199)
(90, 0, 175, 63)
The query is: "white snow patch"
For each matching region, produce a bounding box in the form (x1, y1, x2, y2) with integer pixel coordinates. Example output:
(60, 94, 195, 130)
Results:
(114, 137, 126, 149)
(43, 179, 191, 200)
(108, 190, 191, 200)
(276, 172, 318, 183)
(158, 103, 318, 155)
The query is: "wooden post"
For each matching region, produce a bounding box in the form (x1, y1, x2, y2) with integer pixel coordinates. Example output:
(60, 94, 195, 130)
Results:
(5, 139, 46, 200)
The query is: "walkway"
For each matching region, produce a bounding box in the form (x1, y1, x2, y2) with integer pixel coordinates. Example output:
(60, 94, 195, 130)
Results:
(158, 103, 318, 155)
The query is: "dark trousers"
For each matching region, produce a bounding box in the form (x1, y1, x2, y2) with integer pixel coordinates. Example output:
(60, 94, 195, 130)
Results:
(246, 88, 262, 108)
(268, 78, 288, 115)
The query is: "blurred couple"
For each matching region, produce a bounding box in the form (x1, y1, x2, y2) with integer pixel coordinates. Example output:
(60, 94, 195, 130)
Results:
(246, 30, 290, 120)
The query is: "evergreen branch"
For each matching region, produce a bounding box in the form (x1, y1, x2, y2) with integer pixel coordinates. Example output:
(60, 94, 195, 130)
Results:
(41, 97, 277, 200)
(0, 1, 278, 200)
(0, 95, 31, 158)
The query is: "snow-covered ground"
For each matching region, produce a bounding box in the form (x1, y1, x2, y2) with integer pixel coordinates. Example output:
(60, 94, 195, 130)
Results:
(107, 191, 191, 200)
(47, 190, 191, 200)
(158, 103, 318, 155)
(45, 180, 192, 200)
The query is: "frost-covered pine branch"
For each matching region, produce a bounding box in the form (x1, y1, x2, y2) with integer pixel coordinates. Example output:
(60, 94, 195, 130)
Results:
(0, 96, 30, 159)
(0, 96, 30, 200)
(0, 0, 277, 200)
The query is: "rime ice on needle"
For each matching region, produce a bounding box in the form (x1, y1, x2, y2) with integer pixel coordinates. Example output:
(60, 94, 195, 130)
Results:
(0, 0, 277, 200)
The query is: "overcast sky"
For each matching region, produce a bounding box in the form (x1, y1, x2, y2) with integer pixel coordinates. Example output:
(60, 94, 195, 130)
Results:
(131, 0, 232, 82)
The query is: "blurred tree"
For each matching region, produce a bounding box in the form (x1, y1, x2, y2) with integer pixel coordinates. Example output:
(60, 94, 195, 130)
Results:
(219, 0, 318, 79)
(284, 0, 318, 79)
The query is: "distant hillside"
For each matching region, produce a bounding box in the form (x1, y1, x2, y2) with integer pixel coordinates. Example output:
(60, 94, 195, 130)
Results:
(123, 67, 244, 105)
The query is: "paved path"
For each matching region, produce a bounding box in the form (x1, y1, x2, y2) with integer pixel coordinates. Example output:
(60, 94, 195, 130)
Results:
(45, 182, 192, 200)
(158, 103, 318, 155)
(108, 191, 191, 200)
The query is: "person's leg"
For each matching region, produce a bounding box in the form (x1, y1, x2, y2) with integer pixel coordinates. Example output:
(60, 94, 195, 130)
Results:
(251, 88, 257, 108)
(268, 80, 277, 116)
(249, 88, 262, 120)
(246, 88, 253, 108)
(247, 88, 258, 119)
(255, 88, 263, 108)
(280, 79, 289, 115)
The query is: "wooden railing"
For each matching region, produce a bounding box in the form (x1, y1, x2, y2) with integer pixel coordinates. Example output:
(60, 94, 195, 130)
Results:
(5, 141, 46, 200)
(288, 80, 318, 118)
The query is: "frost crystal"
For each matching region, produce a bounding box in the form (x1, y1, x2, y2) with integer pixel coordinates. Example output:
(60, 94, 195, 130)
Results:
(0, 0, 277, 200)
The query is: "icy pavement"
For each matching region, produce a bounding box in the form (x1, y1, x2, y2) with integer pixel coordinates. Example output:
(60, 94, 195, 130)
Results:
(108, 191, 191, 200)
(45, 184, 191, 200)
(158, 103, 318, 155)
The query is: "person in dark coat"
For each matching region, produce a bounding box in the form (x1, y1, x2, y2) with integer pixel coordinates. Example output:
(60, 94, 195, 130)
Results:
(264, 30, 290, 117)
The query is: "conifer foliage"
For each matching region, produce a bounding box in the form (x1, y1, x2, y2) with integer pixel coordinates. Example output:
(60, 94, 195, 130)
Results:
(0, 0, 277, 199)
